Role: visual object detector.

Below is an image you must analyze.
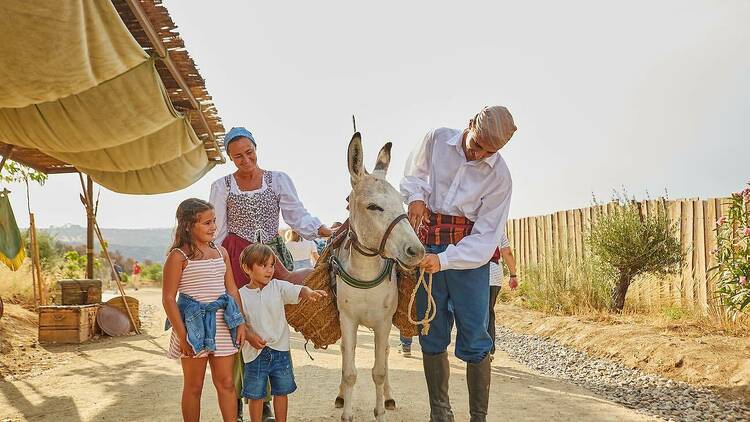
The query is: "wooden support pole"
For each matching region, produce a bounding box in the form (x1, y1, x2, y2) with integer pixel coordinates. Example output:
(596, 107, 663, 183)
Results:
(78, 173, 140, 334)
(29, 213, 46, 306)
(86, 175, 94, 280)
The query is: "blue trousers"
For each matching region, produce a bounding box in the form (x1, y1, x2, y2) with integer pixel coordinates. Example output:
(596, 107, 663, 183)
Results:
(416, 244, 492, 363)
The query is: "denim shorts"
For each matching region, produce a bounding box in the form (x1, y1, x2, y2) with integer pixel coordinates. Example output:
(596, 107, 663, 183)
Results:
(242, 348, 297, 399)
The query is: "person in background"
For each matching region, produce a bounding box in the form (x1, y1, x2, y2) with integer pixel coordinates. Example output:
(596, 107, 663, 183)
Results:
(284, 230, 319, 270)
(132, 261, 142, 291)
(314, 221, 343, 256)
(488, 235, 518, 355)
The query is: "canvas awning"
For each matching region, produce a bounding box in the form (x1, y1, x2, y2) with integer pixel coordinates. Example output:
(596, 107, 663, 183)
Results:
(0, 0, 225, 194)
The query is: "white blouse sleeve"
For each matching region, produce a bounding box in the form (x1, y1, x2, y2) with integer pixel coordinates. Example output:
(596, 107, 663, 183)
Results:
(209, 177, 229, 246)
(273, 171, 323, 240)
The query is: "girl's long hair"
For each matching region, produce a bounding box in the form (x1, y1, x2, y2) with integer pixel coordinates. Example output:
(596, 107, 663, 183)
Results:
(169, 198, 214, 259)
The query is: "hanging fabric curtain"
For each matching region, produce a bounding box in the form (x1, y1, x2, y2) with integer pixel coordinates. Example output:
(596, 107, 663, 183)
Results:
(0, 0, 217, 194)
(0, 191, 25, 271)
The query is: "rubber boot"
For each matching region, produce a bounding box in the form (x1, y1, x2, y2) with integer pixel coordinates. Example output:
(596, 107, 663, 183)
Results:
(423, 352, 454, 422)
(466, 354, 491, 422)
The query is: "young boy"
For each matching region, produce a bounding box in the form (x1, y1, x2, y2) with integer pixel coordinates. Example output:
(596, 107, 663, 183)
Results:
(238, 244, 327, 422)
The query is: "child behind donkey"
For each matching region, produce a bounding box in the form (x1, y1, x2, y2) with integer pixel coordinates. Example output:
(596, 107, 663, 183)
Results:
(162, 198, 252, 422)
(238, 244, 327, 422)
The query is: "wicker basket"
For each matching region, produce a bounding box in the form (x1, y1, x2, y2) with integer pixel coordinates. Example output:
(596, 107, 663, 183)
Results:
(392, 268, 420, 337)
(284, 243, 342, 349)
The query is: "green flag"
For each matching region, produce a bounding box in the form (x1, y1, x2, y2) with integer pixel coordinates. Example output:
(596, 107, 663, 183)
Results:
(0, 191, 25, 271)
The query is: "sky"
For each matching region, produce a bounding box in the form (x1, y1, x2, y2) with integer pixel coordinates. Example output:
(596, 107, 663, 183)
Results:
(6, 0, 750, 230)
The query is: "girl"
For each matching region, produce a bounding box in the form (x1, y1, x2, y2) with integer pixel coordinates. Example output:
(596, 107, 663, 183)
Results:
(163, 198, 256, 422)
(237, 244, 327, 422)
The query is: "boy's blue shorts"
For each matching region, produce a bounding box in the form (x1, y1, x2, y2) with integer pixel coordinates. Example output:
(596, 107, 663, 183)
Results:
(242, 347, 297, 399)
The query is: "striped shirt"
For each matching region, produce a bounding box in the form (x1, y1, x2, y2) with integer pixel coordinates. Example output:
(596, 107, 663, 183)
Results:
(167, 248, 238, 359)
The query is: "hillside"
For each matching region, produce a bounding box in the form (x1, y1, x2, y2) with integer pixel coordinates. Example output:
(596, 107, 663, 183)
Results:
(38, 224, 172, 263)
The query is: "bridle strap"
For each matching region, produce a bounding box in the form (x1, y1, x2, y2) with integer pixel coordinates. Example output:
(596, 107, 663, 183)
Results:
(348, 213, 408, 259)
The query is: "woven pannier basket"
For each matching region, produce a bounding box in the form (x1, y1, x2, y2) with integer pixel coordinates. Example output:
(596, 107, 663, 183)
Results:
(284, 240, 342, 349)
(392, 268, 420, 337)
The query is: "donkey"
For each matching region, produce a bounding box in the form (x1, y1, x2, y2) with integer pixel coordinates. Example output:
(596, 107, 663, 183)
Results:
(332, 132, 425, 421)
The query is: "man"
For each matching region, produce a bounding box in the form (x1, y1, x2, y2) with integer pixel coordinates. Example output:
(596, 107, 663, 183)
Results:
(488, 236, 518, 355)
(400, 106, 516, 422)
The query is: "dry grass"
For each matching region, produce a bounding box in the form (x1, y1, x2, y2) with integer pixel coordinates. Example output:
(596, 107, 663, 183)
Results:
(0, 259, 56, 309)
(499, 258, 750, 337)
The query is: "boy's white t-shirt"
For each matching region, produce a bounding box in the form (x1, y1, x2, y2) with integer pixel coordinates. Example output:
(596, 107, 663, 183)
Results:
(239, 279, 303, 363)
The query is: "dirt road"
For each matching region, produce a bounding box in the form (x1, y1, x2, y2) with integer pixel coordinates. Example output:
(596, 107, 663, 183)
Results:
(0, 288, 654, 421)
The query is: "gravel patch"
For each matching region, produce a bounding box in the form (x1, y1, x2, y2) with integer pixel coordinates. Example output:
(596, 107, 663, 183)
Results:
(495, 326, 750, 422)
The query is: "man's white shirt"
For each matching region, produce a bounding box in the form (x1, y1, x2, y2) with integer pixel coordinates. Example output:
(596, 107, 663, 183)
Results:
(400, 127, 513, 271)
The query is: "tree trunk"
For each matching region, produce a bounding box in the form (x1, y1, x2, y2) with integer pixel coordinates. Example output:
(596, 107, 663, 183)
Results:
(611, 274, 631, 312)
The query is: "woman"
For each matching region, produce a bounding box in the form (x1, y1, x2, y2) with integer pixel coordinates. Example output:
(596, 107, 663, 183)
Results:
(209, 126, 332, 421)
(209, 126, 332, 288)
(284, 230, 319, 270)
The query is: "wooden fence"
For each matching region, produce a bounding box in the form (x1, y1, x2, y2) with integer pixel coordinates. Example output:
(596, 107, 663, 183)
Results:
(505, 197, 731, 312)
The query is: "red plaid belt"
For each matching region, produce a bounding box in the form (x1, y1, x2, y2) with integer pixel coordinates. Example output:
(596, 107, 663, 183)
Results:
(419, 212, 474, 246)
(419, 212, 500, 263)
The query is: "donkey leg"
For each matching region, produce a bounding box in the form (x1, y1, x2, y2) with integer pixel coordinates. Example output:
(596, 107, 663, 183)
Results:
(384, 352, 396, 410)
(372, 321, 392, 421)
(339, 315, 358, 422)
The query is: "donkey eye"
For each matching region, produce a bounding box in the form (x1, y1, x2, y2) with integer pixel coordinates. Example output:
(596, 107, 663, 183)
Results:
(367, 203, 384, 212)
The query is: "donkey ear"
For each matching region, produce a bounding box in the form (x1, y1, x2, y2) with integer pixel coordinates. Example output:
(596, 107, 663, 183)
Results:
(372, 142, 392, 179)
(347, 132, 365, 185)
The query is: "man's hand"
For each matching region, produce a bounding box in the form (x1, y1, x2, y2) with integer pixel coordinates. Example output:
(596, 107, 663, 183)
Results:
(508, 275, 518, 290)
(318, 225, 333, 237)
(408, 200, 428, 231)
(419, 254, 441, 273)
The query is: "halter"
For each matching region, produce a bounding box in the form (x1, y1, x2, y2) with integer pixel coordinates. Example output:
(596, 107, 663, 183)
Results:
(347, 214, 409, 259)
(332, 213, 408, 289)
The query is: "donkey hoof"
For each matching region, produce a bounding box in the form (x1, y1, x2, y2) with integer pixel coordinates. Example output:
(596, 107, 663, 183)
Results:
(335, 396, 344, 408)
(384, 399, 396, 410)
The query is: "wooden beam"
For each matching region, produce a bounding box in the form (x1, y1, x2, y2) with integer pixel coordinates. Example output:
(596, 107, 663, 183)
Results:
(0, 145, 13, 169)
(124, 0, 225, 163)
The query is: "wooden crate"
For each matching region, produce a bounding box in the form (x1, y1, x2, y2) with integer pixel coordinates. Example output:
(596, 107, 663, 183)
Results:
(38, 304, 100, 344)
(59, 279, 102, 305)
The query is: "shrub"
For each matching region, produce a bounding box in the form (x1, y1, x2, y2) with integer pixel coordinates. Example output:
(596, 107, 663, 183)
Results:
(711, 184, 750, 313)
(588, 201, 682, 311)
(142, 263, 163, 282)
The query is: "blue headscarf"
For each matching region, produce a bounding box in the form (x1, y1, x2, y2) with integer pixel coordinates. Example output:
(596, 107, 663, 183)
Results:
(223, 127, 256, 151)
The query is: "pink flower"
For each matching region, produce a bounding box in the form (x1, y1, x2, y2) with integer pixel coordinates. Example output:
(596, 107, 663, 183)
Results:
(743, 227, 750, 236)
(740, 276, 748, 287)
(716, 216, 727, 226)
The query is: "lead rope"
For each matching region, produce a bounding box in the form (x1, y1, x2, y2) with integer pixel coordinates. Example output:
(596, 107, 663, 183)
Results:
(407, 269, 437, 335)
